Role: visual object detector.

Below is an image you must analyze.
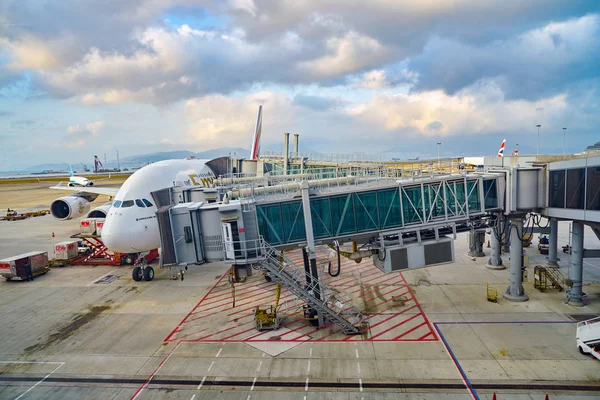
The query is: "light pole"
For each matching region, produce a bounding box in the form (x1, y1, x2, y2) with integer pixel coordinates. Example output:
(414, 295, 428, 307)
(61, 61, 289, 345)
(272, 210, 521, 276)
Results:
(437, 142, 441, 170)
(563, 127, 567, 155)
(536, 124, 541, 156)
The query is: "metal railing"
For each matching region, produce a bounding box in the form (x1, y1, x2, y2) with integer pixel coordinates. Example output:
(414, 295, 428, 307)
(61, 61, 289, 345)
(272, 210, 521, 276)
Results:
(224, 237, 364, 334)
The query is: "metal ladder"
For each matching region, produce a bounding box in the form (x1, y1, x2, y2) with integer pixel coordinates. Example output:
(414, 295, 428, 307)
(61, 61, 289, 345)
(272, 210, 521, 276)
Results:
(256, 238, 364, 334)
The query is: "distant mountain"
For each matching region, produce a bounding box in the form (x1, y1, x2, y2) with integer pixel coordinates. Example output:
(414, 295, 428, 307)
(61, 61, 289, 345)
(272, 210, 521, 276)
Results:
(24, 163, 69, 172)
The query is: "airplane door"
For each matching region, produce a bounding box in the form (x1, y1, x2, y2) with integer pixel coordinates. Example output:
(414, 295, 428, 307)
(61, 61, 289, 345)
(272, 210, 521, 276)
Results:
(222, 223, 235, 260)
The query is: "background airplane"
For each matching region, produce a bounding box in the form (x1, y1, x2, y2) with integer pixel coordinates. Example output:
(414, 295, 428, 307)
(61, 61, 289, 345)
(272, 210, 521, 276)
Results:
(68, 164, 93, 187)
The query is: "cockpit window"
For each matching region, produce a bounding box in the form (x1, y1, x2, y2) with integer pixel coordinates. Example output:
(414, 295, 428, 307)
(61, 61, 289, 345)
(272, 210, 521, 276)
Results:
(113, 200, 122, 208)
(121, 200, 134, 208)
(142, 199, 153, 207)
(135, 199, 145, 207)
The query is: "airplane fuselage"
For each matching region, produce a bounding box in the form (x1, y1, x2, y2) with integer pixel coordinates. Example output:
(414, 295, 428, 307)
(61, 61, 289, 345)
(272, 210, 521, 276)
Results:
(100, 159, 214, 254)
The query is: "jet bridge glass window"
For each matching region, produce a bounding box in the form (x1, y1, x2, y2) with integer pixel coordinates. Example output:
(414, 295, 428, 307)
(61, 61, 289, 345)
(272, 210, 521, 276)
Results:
(401, 186, 424, 224)
(112, 200, 122, 208)
(143, 199, 153, 207)
(135, 199, 145, 207)
(566, 168, 585, 209)
(426, 183, 445, 219)
(256, 204, 284, 245)
(377, 188, 402, 229)
(549, 170, 565, 208)
(310, 198, 332, 239)
(280, 201, 306, 243)
(121, 200, 134, 208)
(587, 166, 600, 211)
(354, 191, 379, 232)
(330, 194, 356, 236)
(483, 179, 498, 209)
(466, 180, 480, 212)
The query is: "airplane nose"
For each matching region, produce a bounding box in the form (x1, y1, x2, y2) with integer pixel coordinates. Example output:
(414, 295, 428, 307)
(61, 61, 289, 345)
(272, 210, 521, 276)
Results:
(101, 214, 133, 253)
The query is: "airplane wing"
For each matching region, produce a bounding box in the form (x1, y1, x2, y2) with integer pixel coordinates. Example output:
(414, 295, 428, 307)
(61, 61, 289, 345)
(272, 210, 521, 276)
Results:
(50, 183, 119, 197)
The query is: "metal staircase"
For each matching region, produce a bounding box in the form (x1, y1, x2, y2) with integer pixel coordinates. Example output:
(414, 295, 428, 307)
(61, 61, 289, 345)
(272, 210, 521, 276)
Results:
(533, 265, 564, 292)
(256, 238, 364, 334)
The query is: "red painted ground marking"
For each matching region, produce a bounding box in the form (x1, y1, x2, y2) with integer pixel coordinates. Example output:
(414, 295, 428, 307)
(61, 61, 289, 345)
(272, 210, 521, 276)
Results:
(370, 313, 422, 340)
(392, 321, 429, 340)
(417, 331, 435, 341)
(163, 273, 228, 342)
(400, 273, 438, 340)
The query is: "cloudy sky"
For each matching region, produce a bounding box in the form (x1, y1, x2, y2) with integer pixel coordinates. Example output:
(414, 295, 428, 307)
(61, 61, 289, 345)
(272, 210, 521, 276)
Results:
(1, 1, 599, 170)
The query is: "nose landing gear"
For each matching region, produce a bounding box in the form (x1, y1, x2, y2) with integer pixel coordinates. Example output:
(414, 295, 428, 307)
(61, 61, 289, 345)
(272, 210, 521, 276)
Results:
(131, 252, 154, 281)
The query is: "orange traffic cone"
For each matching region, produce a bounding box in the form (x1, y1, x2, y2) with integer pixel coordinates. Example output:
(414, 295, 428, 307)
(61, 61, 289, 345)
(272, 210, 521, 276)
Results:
(487, 240, 491, 248)
(492, 392, 497, 400)
(545, 395, 549, 400)
(52, 232, 54, 237)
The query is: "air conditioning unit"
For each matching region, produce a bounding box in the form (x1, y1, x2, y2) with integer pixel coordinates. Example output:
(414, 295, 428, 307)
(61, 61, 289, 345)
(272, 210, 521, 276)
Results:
(373, 236, 455, 273)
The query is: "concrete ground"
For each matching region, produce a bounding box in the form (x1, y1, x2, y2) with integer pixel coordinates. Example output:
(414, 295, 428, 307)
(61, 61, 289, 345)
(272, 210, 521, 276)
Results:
(1, 211, 600, 399)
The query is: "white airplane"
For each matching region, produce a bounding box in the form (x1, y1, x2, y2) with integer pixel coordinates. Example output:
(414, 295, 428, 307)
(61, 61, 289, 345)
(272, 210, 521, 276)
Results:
(50, 106, 264, 267)
(68, 164, 93, 187)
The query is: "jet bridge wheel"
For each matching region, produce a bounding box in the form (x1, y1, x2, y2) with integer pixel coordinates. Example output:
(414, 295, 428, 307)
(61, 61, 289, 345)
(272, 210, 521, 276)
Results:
(132, 266, 143, 281)
(143, 266, 154, 281)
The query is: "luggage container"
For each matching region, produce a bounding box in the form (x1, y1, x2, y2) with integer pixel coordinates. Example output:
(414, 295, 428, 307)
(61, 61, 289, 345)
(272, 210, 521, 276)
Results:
(54, 240, 78, 260)
(96, 219, 105, 235)
(0, 251, 50, 281)
(80, 218, 104, 235)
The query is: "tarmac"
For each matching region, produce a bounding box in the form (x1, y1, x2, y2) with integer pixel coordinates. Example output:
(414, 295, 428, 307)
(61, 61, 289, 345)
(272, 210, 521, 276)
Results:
(0, 213, 600, 400)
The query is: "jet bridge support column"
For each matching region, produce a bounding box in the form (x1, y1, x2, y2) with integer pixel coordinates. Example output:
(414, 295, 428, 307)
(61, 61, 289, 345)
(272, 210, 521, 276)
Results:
(301, 181, 324, 326)
(547, 218, 559, 266)
(486, 219, 504, 270)
(503, 215, 529, 302)
(567, 221, 585, 306)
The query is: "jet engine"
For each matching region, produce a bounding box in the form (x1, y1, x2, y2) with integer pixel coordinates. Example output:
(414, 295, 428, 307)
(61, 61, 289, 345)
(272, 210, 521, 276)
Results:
(50, 196, 91, 220)
(86, 202, 112, 218)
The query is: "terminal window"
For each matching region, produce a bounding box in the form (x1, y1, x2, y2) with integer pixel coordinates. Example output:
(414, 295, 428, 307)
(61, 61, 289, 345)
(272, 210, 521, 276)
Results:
(566, 168, 585, 209)
(549, 170, 565, 208)
(587, 166, 600, 211)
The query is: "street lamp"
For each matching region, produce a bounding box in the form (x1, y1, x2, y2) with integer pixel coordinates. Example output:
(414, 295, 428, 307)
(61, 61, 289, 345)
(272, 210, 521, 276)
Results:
(437, 142, 441, 170)
(536, 124, 541, 156)
(563, 127, 567, 155)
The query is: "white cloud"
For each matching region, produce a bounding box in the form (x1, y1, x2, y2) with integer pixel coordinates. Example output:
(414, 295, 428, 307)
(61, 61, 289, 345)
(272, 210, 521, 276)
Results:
(299, 32, 391, 78)
(346, 80, 568, 136)
(66, 120, 105, 136)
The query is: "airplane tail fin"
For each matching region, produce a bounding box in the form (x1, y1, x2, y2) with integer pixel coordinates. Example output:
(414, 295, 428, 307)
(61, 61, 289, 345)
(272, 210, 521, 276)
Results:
(250, 105, 263, 160)
(497, 139, 506, 158)
(69, 164, 74, 176)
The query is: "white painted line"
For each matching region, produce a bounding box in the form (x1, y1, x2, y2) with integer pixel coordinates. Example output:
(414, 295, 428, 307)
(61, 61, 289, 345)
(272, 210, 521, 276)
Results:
(262, 352, 266, 358)
(355, 348, 359, 358)
(207, 361, 214, 372)
(86, 269, 118, 287)
(309, 347, 313, 357)
(190, 395, 196, 400)
(197, 376, 206, 390)
(305, 377, 309, 391)
(215, 348, 223, 358)
(250, 377, 257, 391)
(256, 360, 262, 372)
(307, 360, 311, 373)
(359, 378, 363, 392)
(356, 362, 361, 374)
(15, 362, 64, 400)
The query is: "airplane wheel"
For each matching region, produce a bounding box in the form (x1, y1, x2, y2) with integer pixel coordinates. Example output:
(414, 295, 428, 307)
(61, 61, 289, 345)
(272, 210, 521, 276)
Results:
(144, 266, 154, 281)
(125, 254, 135, 265)
(264, 275, 272, 282)
(132, 266, 143, 282)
